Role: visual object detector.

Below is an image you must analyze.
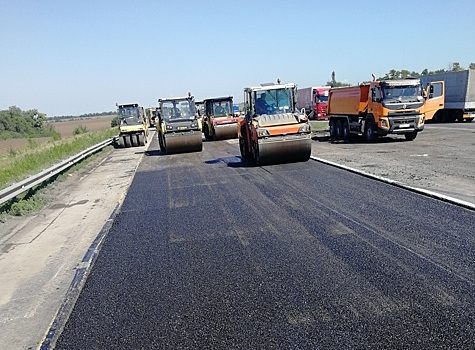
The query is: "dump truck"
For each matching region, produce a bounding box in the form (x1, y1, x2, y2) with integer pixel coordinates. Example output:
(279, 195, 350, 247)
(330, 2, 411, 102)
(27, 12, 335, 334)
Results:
(202, 96, 239, 140)
(327, 78, 444, 142)
(238, 81, 312, 165)
(115, 103, 148, 147)
(419, 69, 475, 122)
(297, 86, 330, 120)
(156, 94, 202, 154)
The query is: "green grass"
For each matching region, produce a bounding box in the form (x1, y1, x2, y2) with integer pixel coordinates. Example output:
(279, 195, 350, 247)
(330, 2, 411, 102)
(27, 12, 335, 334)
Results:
(0, 128, 117, 191)
(310, 120, 329, 132)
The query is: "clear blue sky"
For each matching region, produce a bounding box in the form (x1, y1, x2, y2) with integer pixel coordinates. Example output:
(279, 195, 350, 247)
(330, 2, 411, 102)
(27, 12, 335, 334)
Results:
(1, 0, 474, 117)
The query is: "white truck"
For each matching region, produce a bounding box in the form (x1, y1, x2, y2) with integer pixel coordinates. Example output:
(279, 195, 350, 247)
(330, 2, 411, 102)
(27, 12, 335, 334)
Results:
(419, 69, 475, 122)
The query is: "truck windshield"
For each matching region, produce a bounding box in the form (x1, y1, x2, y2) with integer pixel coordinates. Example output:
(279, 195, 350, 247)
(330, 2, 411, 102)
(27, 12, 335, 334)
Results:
(254, 88, 293, 115)
(382, 85, 422, 102)
(161, 100, 196, 121)
(213, 100, 232, 116)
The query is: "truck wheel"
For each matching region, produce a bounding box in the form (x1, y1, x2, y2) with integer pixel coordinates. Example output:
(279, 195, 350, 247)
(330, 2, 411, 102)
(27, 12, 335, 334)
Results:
(329, 119, 336, 140)
(404, 131, 418, 141)
(335, 120, 342, 140)
(364, 119, 376, 143)
(124, 135, 132, 147)
(342, 120, 349, 141)
(138, 133, 145, 146)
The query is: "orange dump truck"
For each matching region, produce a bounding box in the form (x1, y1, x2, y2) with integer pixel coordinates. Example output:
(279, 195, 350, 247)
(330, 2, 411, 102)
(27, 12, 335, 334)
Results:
(328, 78, 444, 142)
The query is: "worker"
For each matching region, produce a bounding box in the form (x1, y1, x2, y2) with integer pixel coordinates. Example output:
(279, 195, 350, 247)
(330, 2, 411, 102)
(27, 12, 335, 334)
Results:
(256, 93, 270, 114)
(214, 101, 226, 115)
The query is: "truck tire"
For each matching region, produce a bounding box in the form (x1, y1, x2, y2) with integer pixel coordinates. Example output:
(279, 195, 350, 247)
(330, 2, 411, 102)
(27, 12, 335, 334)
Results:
(404, 131, 418, 141)
(335, 120, 342, 140)
(342, 119, 349, 141)
(329, 119, 336, 140)
(123, 135, 132, 147)
(364, 119, 376, 143)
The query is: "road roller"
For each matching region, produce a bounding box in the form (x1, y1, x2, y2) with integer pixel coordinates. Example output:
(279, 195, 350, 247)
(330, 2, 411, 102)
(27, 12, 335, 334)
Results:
(238, 81, 312, 165)
(115, 103, 148, 147)
(157, 94, 202, 154)
(202, 96, 239, 140)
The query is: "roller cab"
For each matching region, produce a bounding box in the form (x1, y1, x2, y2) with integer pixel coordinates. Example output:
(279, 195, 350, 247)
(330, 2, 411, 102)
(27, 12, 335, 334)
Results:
(239, 81, 312, 165)
(157, 95, 202, 154)
(202, 96, 239, 140)
(115, 103, 148, 147)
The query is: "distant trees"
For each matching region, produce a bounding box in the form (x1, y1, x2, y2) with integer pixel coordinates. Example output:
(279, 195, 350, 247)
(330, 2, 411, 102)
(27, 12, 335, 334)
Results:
(326, 71, 349, 87)
(379, 62, 475, 80)
(52, 111, 116, 120)
(0, 106, 61, 140)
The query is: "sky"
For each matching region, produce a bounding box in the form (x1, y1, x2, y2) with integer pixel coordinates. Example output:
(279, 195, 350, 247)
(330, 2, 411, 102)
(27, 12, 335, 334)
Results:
(1, 0, 474, 117)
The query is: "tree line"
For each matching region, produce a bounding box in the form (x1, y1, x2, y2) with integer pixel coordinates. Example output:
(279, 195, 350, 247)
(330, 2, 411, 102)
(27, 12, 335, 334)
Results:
(0, 106, 60, 140)
(327, 62, 475, 87)
(52, 111, 116, 120)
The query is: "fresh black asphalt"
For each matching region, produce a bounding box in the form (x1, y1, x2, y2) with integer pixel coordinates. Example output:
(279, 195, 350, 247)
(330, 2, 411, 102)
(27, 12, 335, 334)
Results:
(55, 137, 475, 349)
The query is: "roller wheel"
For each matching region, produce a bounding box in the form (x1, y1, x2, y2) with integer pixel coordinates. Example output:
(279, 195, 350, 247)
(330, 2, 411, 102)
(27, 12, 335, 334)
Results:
(132, 135, 139, 147)
(364, 119, 376, 143)
(252, 141, 260, 165)
(404, 131, 418, 141)
(138, 133, 145, 146)
(123, 135, 132, 147)
(239, 136, 252, 160)
(204, 125, 212, 141)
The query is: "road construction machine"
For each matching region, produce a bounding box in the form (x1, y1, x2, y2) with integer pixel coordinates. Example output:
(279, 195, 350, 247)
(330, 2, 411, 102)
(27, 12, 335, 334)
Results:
(202, 96, 239, 140)
(327, 77, 444, 142)
(145, 107, 158, 127)
(238, 81, 312, 165)
(157, 94, 202, 154)
(115, 103, 148, 147)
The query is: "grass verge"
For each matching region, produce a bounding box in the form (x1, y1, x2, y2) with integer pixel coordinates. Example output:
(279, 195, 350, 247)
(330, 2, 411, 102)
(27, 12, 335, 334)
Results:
(0, 145, 113, 219)
(0, 128, 117, 191)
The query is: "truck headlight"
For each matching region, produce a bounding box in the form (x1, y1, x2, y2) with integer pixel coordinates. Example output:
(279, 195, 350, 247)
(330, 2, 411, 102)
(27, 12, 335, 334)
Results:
(166, 125, 173, 130)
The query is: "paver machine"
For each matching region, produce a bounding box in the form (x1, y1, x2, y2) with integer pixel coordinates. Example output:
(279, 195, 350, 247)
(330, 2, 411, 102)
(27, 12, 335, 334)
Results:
(156, 94, 202, 154)
(115, 103, 148, 147)
(238, 81, 312, 165)
(202, 96, 239, 140)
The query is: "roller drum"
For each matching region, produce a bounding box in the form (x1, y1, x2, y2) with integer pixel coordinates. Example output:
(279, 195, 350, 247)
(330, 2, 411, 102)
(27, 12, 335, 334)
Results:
(256, 136, 311, 165)
(213, 124, 238, 140)
(163, 131, 202, 154)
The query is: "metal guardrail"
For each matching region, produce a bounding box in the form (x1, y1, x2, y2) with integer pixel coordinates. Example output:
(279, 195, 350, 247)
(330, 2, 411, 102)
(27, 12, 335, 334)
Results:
(0, 138, 114, 206)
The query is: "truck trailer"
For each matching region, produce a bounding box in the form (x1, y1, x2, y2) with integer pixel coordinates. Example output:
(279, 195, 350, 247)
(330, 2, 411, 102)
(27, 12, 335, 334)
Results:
(327, 78, 444, 142)
(419, 69, 475, 122)
(297, 86, 330, 120)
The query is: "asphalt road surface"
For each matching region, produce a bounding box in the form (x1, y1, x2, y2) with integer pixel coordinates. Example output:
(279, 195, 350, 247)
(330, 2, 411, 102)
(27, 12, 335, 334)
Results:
(55, 135, 475, 349)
